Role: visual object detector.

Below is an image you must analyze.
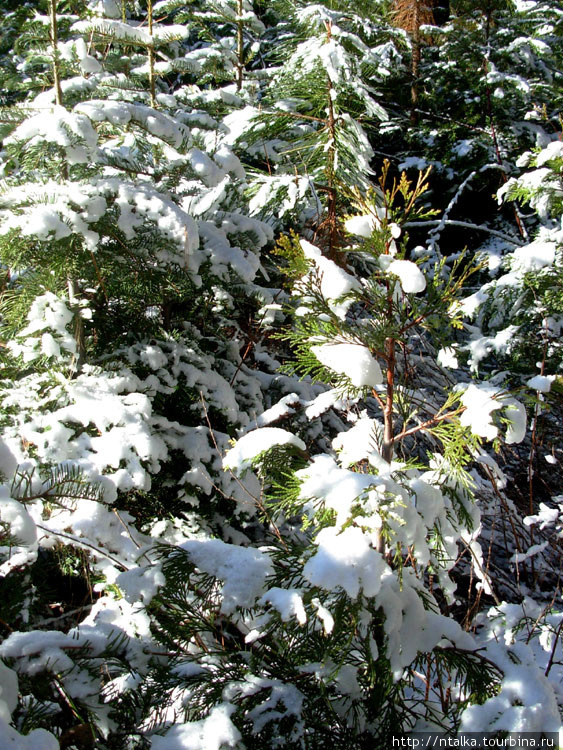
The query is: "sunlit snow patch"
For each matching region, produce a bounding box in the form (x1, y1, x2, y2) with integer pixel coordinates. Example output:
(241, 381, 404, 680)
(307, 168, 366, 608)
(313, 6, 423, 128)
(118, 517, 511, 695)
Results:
(310, 342, 383, 388)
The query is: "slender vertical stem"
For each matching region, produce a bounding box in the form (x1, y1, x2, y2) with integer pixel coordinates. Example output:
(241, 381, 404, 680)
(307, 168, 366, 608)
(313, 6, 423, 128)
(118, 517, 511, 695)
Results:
(326, 88, 338, 261)
(49, 0, 86, 373)
(382, 305, 395, 464)
(147, 0, 157, 108)
(377, 296, 396, 555)
(49, 0, 64, 107)
(381, 180, 395, 466)
(527, 320, 549, 582)
(324, 22, 338, 261)
(484, 82, 525, 237)
(236, 0, 244, 91)
(67, 278, 86, 374)
(544, 618, 563, 677)
(485, 3, 491, 43)
(410, 0, 421, 125)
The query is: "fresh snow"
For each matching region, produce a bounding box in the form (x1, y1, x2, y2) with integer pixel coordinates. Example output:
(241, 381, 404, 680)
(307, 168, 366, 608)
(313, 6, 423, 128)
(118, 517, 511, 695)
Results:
(223, 428, 306, 473)
(344, 213, 378, 237)
(384, 259, 427, 293)
(459, 384, 526, 443)
(260, 588, 307, 625)
(511, 240, 556, 272)
(310, 342, 383, 388)
(181, 538, 273, 614)
(151, 703, 242, 750)
(298, 239, 361, 319)
(303, 526, 388, 599)
(527, 374, 555, 392)
(437, 346, 459, 369)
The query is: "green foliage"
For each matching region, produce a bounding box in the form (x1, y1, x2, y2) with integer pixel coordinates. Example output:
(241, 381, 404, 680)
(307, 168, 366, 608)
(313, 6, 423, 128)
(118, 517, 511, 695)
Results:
(273, 230, 310, 283)
(0, 0, 561, 746)
(11, 464, 104, 506)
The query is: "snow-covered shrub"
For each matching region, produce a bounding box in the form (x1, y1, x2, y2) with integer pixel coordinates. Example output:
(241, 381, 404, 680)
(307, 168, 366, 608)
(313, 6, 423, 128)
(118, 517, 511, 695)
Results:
(226, 1, 395, 241)
(144, 168, 536, 745)
(456, 136, 563, 487)
(0, 0, 561, 745)
(390, 0, 562, 261)
(0, 0, 278, 744)
(478, 139, 563, 377)
(461, 598, 563, 734)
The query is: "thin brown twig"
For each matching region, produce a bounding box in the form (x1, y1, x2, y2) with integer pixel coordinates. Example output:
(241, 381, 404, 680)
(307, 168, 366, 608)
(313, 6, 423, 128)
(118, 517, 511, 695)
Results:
(89, 251, 109, 303)
(526, 589, 560, 645)
(393, 406, 464, 444)
(482, 464, 525, 556)
(545, 618, 563, 677)
(36, 524, 129, 570)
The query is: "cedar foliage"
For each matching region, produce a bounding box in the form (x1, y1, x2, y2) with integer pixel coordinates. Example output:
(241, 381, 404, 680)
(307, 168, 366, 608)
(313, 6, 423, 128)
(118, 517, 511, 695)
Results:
(0, 1, 562, 748)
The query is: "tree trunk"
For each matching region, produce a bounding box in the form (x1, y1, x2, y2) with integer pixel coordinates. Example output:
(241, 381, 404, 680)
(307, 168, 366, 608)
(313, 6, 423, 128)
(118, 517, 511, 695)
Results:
(49, 0, 86, 373)
(147, 0, 157, 108)
(48, 0, 64, 107)
(236, 0, 244, 91)
(410, 0, 421, 125)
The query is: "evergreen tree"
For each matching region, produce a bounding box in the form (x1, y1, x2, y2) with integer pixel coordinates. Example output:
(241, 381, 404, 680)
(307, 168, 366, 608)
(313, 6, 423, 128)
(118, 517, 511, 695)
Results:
(144, 162, 536, 746)
(0, 0, 562, 746)
(383, 0, 562, 258)
(0, 0, 278, 744)
(229, 0, 394, 255)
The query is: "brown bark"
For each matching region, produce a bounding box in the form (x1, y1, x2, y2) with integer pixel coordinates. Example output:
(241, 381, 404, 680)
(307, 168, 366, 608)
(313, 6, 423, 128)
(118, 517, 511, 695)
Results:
(49, 0, 64, 107)
(392, 1, 436, 125)
(392, 0, 436, 33)
(322, 22, 339, 261)
(50, 1, 86, 372)
(236, 0, 244, 91)
(382, 333, 395, 464)
(147, 0, 157, 108)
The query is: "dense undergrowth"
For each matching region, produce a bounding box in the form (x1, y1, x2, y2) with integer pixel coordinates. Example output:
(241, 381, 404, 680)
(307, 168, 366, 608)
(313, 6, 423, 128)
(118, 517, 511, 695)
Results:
(0, 0, 562, 748)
